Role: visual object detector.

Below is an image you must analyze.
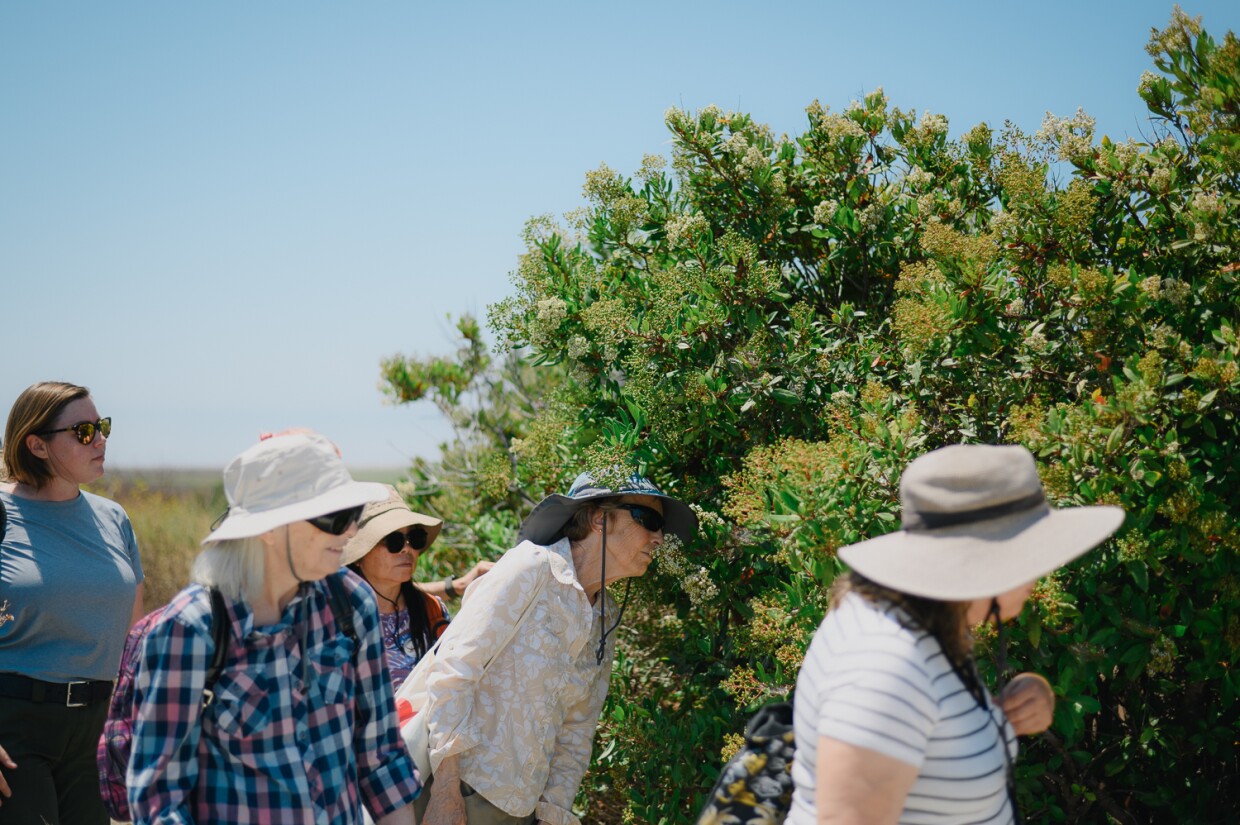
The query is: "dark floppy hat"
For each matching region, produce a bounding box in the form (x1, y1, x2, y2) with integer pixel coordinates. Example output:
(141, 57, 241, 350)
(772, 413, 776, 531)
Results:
(518, 471, 698, 545)
(838, 444, 1125, 600)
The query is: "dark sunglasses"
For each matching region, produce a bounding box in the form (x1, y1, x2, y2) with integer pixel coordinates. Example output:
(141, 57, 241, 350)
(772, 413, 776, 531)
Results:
(383, 526, 429, 554)
(38, 417, 111, 446)
(616, 503, 665, 533)
(306, 505, 365, 536)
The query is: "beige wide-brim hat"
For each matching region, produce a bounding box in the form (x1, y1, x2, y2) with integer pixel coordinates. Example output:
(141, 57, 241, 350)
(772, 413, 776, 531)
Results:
(203, 432, 388, 544)
(838, 444, 1125, 601)
(340, 485, 443, 567)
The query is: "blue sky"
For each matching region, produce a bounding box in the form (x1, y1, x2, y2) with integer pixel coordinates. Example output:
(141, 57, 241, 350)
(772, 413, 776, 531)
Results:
(2, 1, 1235, 470)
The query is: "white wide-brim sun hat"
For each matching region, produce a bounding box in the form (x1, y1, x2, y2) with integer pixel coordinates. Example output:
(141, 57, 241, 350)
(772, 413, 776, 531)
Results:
(838, 444, 1125, 601)
(203, 432, 388, 544)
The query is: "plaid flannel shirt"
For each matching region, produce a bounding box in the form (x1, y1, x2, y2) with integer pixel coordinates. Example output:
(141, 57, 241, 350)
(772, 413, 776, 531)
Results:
(128, 571, 421, 824)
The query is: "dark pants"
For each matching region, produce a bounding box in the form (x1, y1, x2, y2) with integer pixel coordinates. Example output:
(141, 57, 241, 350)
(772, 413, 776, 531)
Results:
(414, 774, 536, 825)
(0, 694, 110, 825)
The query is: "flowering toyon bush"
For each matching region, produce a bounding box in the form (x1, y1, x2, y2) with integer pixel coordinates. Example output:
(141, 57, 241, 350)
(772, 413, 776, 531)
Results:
(385, 10, 1238, 823)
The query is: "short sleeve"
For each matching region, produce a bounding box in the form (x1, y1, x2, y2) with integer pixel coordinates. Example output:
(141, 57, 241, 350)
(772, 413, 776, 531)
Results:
(818, 641, 940, 767)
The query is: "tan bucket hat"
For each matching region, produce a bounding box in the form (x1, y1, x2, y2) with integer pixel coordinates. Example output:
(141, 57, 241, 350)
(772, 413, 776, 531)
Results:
(340, 485, 443, 567)
(838, 444, 1125, 600)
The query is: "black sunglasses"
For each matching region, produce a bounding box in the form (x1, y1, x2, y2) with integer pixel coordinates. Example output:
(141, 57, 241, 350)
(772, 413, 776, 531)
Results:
(616, 503, 665, 533)
(383, 526, 429, 554)
(306, 505, 365, 536)
(39, 417, 111, 446)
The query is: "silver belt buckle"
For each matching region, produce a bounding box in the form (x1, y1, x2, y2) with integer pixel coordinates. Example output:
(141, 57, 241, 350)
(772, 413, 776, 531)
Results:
(65, 680, 89, 707)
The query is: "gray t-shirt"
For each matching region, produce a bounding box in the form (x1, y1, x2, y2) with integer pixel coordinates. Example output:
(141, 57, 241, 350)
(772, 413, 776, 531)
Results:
(0, 488, 144, 681)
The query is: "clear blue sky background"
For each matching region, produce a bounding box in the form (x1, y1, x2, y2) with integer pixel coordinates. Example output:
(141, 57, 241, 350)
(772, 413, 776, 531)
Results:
(2, 1, 1236, 470)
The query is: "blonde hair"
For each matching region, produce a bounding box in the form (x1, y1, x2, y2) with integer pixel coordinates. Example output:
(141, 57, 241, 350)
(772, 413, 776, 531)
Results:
(3, 381, 90, 488)
(192, 537, 266, 604)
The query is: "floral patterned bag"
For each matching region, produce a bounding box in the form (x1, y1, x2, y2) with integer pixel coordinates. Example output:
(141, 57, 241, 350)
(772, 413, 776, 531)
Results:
(695, 701, 795, 825)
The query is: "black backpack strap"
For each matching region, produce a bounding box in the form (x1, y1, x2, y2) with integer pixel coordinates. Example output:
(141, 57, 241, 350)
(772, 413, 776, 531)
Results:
(1, 498, 7, 543)
(324, 573, 358, 646)
(202, 588, 231, 707)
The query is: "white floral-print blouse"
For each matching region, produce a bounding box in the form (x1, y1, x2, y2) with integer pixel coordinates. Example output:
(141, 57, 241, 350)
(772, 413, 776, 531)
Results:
(423, 538, 617, 825)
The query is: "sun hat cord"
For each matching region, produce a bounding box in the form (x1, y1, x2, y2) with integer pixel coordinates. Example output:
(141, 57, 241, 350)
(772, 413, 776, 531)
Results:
(593, 513, 633, 665)
(986, 596, 1023, 824)
(281, 525, 315, 693)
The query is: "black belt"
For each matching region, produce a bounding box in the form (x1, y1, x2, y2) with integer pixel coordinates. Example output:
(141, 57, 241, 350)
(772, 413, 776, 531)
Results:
(0, 673, 113, 707)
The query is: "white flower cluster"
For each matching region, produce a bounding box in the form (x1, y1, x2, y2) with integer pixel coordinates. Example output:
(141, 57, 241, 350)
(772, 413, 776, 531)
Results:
(813, 200, 839, 225)
(830, 389, 852, 404)
(859, 203, 884, 233)
(920, 112, 949, 137)
(689, 503, 727, 530)
(682, 567, 719, 607)
(1006, 298, 1026, 316)
(653, 534, 689, 578)
(535, 297, 567, 326)
(723, 132, 749, 156)
(1190, 191, 1223, 242)
(1036, 108, 1097, 165)
(1137, 70, 1162, 99)
(530, 297, 568, 347)
(742, 145, 768, 172)
(906, 165, 934, 189)
(652, 534, 716, 605)
(1139, 275, 1163, 299)
(665, 211, 709, 249)
(1160, 278, 1190, 306)
(818, 113, 866, 143)
(1148, 165, 1172, 194)
(567, 335, 590, 360)
(1025, 329, 1049, 353)
(637, 153, 667, 184)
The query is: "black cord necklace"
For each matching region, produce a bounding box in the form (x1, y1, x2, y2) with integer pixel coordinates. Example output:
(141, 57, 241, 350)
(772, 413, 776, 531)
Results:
(374, 588, 402, 613)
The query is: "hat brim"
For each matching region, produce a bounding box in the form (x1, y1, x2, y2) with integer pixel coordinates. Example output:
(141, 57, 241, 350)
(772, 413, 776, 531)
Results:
(341, 508, 444, 567)
(518, 492, 698, 545)
(202, 480, 389, 544)
(837, 505, 1125, 600)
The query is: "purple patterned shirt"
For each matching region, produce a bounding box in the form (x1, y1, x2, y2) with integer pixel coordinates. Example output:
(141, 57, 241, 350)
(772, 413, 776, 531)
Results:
(128, 571, 421, 824)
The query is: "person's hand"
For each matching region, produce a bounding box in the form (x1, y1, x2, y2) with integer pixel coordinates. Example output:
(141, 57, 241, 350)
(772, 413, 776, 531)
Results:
(422, 780, 466, 825)
(456, 561, 495, 594)
(999, 672, 1055, 736)
(0, 742, 16, 804)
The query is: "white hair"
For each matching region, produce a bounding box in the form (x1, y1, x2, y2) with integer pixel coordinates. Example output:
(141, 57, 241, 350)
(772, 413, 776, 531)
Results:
(192, 536, 266, 603)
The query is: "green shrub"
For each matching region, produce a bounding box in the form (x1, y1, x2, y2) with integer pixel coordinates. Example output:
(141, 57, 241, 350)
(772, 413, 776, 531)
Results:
(383, 10, 1239, 823)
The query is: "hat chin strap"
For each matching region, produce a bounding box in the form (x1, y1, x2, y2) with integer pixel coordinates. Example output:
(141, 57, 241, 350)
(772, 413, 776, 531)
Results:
(594, 513, 633, 665)
(284, 525, 311, 584)
(987, 597, 1008, 693)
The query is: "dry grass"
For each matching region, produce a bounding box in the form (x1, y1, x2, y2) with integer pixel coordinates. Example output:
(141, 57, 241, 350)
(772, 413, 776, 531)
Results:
(88, 471, 222, 610)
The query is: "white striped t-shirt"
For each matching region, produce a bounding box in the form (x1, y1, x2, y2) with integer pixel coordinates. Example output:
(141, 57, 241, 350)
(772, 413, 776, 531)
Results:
(788, 592, 1017, 825)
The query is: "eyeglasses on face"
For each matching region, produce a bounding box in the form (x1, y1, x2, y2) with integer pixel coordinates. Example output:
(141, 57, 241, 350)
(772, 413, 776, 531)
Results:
(306, 505, 365, 536)
(383, 526, 429, 554)
(616, 503, 665, 533)
(38, 417, 111, 446)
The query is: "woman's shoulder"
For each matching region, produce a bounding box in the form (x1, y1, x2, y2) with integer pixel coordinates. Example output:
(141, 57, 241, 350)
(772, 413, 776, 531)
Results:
(827, 593, 938, 655)
(79, 489, 133, 523)
(147, 584, 216, 639)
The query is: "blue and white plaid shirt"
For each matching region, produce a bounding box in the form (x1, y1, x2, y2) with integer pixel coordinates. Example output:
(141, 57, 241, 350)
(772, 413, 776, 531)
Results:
(129, 570, 420, 824)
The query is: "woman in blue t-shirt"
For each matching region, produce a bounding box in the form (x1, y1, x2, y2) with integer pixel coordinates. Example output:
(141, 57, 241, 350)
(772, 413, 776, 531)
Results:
(0, 381, 145, 825)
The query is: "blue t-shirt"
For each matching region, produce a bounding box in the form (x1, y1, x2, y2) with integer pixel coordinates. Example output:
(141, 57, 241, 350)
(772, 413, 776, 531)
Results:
(0, 488, 144, 681)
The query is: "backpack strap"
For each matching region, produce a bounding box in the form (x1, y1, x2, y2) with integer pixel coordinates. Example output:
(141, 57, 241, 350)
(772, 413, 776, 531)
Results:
(324, 573, 358, 646)
(202, 588, 231, 707)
